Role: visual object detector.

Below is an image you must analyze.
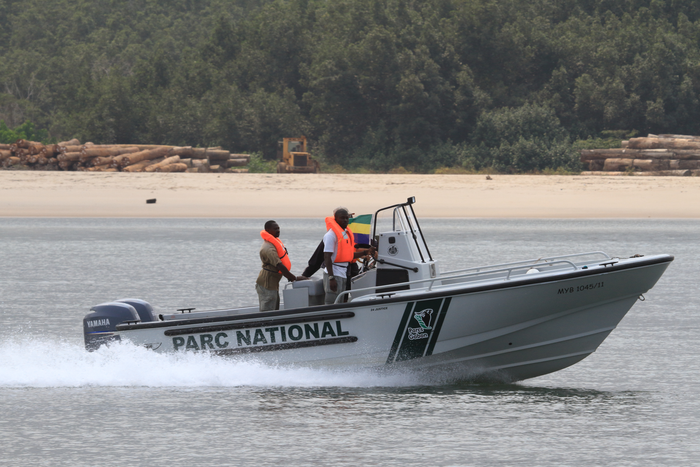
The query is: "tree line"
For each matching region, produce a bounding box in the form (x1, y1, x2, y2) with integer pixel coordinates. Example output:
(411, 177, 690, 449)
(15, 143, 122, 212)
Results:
(3, 0, 700, 172)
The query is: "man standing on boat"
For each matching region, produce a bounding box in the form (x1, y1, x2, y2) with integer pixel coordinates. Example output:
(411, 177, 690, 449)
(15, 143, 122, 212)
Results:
(323, 208, 375, 304)
(256, 220, 306, 311)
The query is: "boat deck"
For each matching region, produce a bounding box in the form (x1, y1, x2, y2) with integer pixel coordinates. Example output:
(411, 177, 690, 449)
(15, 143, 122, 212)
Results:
(155, 251, 647, 323)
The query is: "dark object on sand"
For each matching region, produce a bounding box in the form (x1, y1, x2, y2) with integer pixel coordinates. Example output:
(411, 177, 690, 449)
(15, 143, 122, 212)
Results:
(146, 198, 156, 204)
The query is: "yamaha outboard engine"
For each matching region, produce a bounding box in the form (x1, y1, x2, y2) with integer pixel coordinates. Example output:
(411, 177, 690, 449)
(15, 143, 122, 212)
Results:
(116, 298, 156, 323)
(82, 299, 155, 351)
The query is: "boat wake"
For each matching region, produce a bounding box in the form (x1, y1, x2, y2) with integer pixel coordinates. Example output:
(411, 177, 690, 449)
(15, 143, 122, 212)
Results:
(0, 337, 464, 389)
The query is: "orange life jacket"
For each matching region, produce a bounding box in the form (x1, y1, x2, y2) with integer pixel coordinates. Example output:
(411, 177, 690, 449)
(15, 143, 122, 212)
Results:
(260, 230, 291, 273)
(324, 217, 355, 263)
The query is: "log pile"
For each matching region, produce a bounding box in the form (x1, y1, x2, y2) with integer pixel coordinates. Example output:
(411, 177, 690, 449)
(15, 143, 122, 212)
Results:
(0, 139, 250, 173)
(581, 134, 700, 176)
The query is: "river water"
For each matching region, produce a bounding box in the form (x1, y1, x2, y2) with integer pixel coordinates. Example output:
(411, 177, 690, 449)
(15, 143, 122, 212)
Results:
(0, 218, 698, 465)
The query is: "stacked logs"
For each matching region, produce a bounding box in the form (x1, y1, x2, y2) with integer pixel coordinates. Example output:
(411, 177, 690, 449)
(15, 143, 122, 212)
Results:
(1, 139, 250, 173)
(581, 134, 700, 176)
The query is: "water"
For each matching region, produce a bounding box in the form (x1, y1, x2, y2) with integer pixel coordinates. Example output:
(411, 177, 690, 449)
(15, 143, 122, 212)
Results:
(1, 218, 698, 465)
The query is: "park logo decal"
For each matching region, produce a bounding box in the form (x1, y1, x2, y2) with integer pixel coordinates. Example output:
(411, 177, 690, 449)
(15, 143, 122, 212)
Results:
(408, 308, 433, 340)
(386, 298, 451, 363)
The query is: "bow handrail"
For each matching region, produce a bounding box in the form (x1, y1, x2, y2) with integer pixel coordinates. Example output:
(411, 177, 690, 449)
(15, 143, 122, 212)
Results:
(335, 258, 582, 304)
(440, 251, 610, 276)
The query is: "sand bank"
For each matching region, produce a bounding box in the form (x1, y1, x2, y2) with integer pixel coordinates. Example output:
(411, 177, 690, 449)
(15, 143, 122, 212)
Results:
(1, 171, 699, 218)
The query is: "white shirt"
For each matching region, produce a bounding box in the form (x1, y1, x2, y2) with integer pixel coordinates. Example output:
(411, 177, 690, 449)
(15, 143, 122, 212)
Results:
(323, 229, 349, 278)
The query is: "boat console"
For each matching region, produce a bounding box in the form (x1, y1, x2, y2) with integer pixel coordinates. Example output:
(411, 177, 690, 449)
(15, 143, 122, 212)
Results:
(351, 197, 439, 298)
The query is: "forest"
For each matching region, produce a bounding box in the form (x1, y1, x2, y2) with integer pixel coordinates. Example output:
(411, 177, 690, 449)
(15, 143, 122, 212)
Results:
(3, 0, 700, 173)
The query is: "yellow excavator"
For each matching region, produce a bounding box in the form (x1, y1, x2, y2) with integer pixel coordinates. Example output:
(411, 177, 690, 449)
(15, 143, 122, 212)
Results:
(277, 136, 320, 173)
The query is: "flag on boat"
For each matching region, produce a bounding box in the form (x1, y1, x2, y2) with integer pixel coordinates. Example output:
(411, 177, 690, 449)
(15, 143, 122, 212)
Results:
(349, 214, 372, 246)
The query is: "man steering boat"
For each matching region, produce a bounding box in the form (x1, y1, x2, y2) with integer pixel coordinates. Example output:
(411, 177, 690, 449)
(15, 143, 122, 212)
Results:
(322, 208, 375, 304)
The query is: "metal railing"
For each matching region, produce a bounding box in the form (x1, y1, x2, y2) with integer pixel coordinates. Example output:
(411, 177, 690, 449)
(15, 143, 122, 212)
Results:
(372, 197, 433, 263)
(440, 251, 611, 276)
(333, 252, 610, 304)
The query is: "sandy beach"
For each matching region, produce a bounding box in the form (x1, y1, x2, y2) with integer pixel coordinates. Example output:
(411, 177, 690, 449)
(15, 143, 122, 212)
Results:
(1, 171, 700, 218)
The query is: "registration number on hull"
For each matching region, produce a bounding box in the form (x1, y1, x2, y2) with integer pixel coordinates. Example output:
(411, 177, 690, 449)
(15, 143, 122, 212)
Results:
(558, 281, 604, 295)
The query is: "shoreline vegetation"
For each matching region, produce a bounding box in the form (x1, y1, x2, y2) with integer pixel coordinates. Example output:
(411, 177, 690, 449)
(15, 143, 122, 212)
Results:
(6, 132, 700, 176)
(4, 1, 700, 174)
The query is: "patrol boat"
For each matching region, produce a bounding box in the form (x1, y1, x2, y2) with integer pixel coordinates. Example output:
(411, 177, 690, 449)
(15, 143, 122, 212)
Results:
(82, 197, 673, 382)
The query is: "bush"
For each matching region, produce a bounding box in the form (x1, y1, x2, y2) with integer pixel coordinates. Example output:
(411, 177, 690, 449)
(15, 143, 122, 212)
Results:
(471, 104, 568, 146)
(246, 152, 277, 173)
(0, 120, 50, 144)
(459, 104, 581, 173)
(572, 130, 638, 150)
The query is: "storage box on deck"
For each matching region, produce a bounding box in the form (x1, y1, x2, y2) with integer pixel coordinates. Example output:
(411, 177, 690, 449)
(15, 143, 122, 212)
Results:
(283, 277, 325, 309)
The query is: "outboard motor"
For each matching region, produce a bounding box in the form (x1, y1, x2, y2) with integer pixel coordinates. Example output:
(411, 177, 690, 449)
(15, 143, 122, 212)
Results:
(83, 300, 146, 351)
(116, 298, 156, 322)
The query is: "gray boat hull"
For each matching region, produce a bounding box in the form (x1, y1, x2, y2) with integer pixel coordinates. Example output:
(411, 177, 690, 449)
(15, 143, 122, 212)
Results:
(99, 254, 671, 382)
